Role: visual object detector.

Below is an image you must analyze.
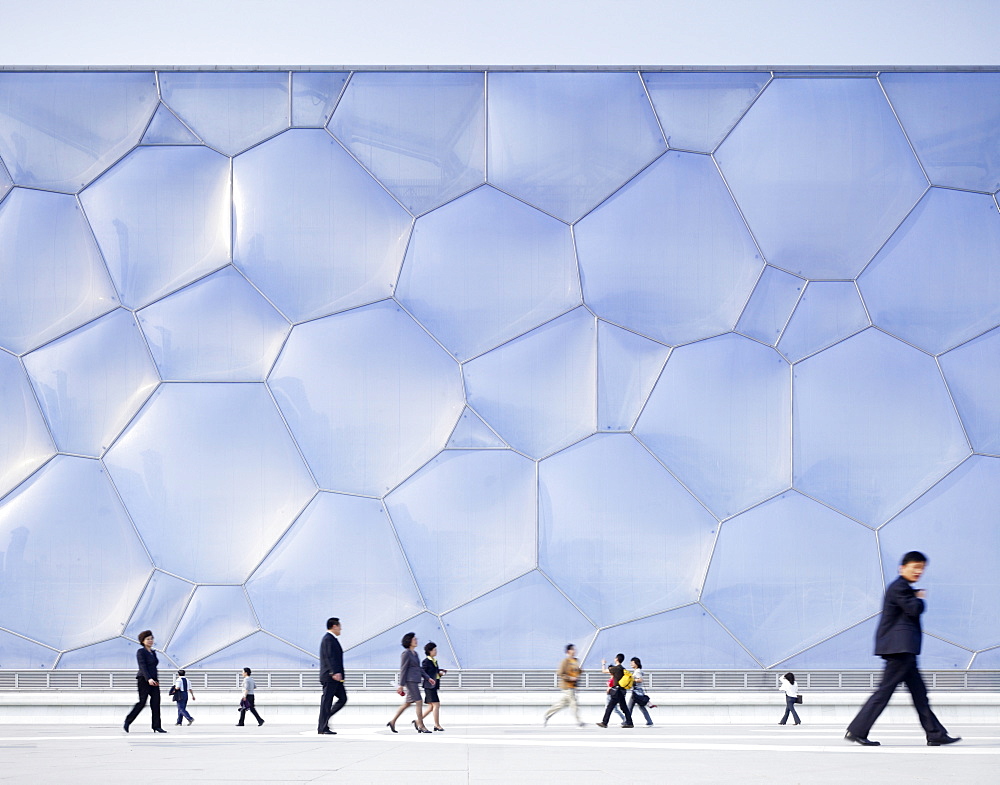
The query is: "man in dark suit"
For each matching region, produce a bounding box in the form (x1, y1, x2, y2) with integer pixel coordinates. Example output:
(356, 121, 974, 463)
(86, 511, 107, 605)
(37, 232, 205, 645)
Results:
(318, 617, 347, 735)
(845, 551, 960, 747)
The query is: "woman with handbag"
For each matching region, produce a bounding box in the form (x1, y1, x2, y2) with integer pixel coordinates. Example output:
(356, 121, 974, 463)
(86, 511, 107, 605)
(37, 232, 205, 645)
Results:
(627, 657, 656, 726)
(778, 672, 802, 725)
(386, 632, 434, 733)
(420, 641, 447, 731)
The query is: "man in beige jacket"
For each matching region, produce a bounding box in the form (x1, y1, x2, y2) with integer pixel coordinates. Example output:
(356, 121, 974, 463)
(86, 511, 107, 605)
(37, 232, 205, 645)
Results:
(543, 644, 585, 727)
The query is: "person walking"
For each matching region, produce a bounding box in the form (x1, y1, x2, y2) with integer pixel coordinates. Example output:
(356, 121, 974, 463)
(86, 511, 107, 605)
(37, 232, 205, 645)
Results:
(123, 630, 166, 733)
(386, 632, 433, 733)
(596, 653, 633, 728)
(172, 668, 195, 726)
(845, 551, 960, 747)
(543, 643, 585, 727)
(237, 667, 265, 727)
(420, 641, 447, 731)
(318, 617, 347, 735)
(777, 672, 800, 726)
(627, 657, 655, 727)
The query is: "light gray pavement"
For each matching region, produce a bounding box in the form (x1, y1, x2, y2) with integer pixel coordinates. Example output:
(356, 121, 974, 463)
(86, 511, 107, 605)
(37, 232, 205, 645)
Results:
(2, 722, 997, 784)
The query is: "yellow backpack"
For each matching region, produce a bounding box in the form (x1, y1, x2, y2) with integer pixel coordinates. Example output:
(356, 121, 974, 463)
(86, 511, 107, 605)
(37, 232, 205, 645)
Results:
(619, 670, 634, 690)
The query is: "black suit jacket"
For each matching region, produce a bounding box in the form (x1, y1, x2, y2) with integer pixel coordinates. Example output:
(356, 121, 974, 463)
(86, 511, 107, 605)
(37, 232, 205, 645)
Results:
(319, 632, 344, 680)
(874, 576, 924, 656)
(136, 646, 159, 682)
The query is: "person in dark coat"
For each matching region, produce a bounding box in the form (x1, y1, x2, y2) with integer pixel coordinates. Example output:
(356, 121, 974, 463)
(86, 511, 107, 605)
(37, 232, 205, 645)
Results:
(123, 630, 166, 733)
(386, 632, 434, 733)
(318, 617, 347, 735)
(845, 551, 961, 747)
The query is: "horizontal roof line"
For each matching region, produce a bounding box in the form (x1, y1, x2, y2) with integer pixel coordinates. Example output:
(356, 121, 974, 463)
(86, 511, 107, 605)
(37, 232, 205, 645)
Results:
(1, 65, 999, 73)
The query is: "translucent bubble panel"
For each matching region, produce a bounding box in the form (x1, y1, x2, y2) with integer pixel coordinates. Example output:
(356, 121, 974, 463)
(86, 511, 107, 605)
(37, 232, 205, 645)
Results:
(291, 72, 349, 127)
(0, 159, 11, 202)
(778, 618, 880, 670)
(487, 72, 666, 221)
(975, 647, 1000, 669)
(386, 449, 536, 613)
(576, 151, 762, 345)
(81, 145, 232, 309)
(0, 72, 158, 192)
(159, 72, 289, 155)
(140, 104, 200, 145)
(716, 78, 927, 279)
(443, 571, 596, 669)
(0, 456, 150, 650)
(596, 322, 670, 432)
(464, 308, 596, 459)
(702, 491, 881, 666)
(58, 637, 166, 670)
(940, 327, 1000, 455)
(586, 605, 759, 669)
(0, 189, 119, 354)
(329, 72, 486, 214)
(193, 630, 317, 669)
(234, 130, 412, 323)
(123, 571, 194, 648)
(344, 612, 450, 670)
(636, 334, 790, 519)
(246, 493, 423, 652)
(397, 186, 580, 361)
(0, 350, 54, 497)
(23, 309, 159, 456)
(166, 586, 257, 667)
(446, 408, 507, 449)
(879, 456, 1000, 650)
(881, 72, 1000, 192)
(859, 188, 1000, 355)
(777, 281, 870, 363)
(642, 72, 770, 153)
(736, 266, 804, 346)
(104, 383, 316, 583)
(270, 302, 464, 495)
(0, 631, 57, 669)
(539, 434, 717, 626)
(794, 329, 969, 525)
(137, 267, 290, 382)
(919, 635, 976, 669)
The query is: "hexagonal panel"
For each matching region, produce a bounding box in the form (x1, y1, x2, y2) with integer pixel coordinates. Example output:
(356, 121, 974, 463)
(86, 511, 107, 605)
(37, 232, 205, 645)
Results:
(487, 71, 666, 222)
(642, 71, 769, 153)
(57, 637, 177, 670)
(159, 72, 289, 155)
(777, 282, 870, 363)
(165, 586, 257, 667)
(0, 630, 57, 669)
(859, 188, 1000, 355)
(0, 456, 150, 650)
(445, 407, 507, 449)
(940, 326, 1000, 455)
(918, 635, 976, 669)
(344, 612, 452, 670)
(0, 157, 11, 202)
(716, 77, 927, 278)
(597, 321, 670, 432)
(539, 434, 717, 626)
(234, 129, 412, 323)
(443, 571, 596, 669)
(793, 329, 969, 525)
(329, 71, 486, 214)
(192, 630, 317, 669)
(464, 307, 596, 459)
(139, 103, 200, 145)
(776, 617, 881, 670)
(104, 383, 316, 583)
(137, 267, 290, 381)
(635, 333, 791, 519)
(0, 349, 54, 498)
(386, 449, 536, 613)
(246, 492, 424, 652)
(0, 72, 158, 192)
(291, 72, 349, 127)
(584, 604, 759, 669)
(881, 72, 1000, 192)
(123, 571, 194, 649)
(397, 185, 579, 360)
(735, 266, 804, 346)
(81, 145, 231, 309)
(575, 151, 763, 345)
(879, 456, 1000, 650)
(974, 647, 1000, 669)
(23, 309, 159, 456)
(270, 301, 464, 495)
(701, 491, 882, 667)
(0, 189, 119, 354)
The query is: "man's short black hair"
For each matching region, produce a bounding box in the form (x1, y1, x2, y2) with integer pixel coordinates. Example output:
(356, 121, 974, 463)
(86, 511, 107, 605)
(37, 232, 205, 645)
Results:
(901, 551, 928, 565)
(243, 667, 252, 675)
(615, 653, 624, 664)
(327, 617, 340, 629)
(565, 644, 575, 653)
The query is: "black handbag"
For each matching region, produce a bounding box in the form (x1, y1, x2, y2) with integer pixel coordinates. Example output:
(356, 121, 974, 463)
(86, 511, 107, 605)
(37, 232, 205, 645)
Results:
(634, 692, 651, 707)
(795, 695, 803, 705)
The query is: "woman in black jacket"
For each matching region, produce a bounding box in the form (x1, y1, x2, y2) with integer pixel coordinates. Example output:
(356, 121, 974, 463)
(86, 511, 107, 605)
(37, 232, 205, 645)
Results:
(420, 641, 446, 731)
(123, 630, 167, 733)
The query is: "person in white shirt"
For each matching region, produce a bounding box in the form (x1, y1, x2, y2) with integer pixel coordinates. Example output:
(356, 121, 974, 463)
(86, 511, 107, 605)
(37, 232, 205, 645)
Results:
(172, 668, 195, 725)
(237, 667, 265, 727)
(778, 672, 801, 725)
(627, 657, 656, 726)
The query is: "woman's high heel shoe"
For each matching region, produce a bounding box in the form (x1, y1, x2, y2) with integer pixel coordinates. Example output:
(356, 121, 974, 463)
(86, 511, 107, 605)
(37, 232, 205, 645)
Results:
(433, 726, 445, 731)
(386, 721, 397, 733)
(418, 727, 432, 733)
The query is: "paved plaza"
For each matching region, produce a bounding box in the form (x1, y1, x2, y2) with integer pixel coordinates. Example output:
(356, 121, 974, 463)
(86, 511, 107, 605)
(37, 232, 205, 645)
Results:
(2, 721, 997, 784)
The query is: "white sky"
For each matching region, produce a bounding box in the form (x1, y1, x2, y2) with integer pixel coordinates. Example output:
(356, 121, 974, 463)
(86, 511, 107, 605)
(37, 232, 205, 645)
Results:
(4, 0, 999, 67)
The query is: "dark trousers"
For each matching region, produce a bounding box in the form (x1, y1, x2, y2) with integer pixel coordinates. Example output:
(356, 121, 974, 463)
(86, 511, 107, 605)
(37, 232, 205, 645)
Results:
(847, 654, 948, 741)
(125, 677, 162, 730)
(318, 677, 348, 731)
(238, 693, 264, 725)
(601, 687, 633, 725)
(175, 694, 194, 724)
(779, 694, 800, 724)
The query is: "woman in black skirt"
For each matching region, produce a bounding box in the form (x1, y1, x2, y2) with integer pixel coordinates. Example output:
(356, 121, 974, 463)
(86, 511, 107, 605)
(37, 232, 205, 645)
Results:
(420, 641, 447, 731)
